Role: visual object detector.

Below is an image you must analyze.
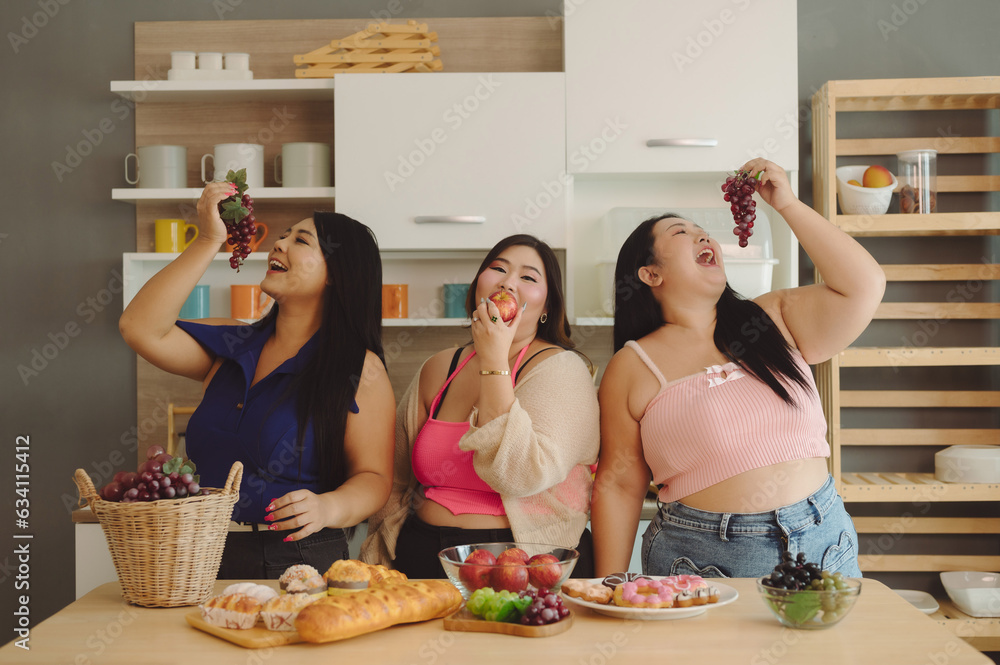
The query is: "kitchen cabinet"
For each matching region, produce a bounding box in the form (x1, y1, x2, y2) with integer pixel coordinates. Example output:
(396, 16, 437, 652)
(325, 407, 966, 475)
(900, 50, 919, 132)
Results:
(812, 76, 1000, 651)
(564, 0, 798, 175)
(335, 72, 568, 250)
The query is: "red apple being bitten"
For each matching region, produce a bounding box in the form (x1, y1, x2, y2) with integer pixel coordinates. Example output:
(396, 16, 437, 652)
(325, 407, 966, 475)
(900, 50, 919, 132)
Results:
(527, 553, 563, 589)
(488, 289, 518, 323)
(490, 560, 529, 592)
(460, 549, 497, 590)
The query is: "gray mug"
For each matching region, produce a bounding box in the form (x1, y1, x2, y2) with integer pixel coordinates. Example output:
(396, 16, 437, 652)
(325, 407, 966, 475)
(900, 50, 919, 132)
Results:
(125, 145, 187, 188)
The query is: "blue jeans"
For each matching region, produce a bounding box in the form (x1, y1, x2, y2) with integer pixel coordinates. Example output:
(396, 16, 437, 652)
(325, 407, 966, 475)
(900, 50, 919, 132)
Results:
(641, 475, 862, 578)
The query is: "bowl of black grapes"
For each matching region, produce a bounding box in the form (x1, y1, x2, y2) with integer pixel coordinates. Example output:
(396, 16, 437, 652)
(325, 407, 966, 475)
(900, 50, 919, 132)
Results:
(757, 551, 862, 629)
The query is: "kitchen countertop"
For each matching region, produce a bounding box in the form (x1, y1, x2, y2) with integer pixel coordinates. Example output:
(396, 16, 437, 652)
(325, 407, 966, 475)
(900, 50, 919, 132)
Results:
(2, 578, 989, 664)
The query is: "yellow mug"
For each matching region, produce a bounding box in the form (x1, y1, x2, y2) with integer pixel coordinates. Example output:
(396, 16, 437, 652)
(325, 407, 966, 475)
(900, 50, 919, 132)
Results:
(154, 219, 199, 253)
(230, 284, 272, 320)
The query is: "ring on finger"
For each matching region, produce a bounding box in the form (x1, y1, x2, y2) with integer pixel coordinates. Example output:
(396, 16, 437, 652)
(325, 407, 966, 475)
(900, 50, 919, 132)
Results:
(490, 315, 498, 323)
(472, 314, 479, 322)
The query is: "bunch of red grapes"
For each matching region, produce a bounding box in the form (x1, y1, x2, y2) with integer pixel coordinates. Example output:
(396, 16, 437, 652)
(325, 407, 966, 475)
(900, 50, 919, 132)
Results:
(99, 445, 204, 503)
(517, 588, 570, 626)
(217, 168, 256, 271)
(722, 170, 760, 248)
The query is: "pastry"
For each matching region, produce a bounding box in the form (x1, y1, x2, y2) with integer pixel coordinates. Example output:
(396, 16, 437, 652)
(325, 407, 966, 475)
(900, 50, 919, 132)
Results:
(600, 571, 652, 589)
(200, 593, 262, 630)
(260, 593, 318, 631)
(562, 579, 613, 604)
(658, 575, 720, 605)
(221, 582, 278, 605)
(279, 564, 326, 595)
(612, 580, 674, 609)
(324, 559, 373, 592)
(295, 580, 463, 643)
(369, 563, 407, 586)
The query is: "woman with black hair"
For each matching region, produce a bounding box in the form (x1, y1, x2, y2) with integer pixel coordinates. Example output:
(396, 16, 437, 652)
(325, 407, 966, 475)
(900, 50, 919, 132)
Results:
(592, 159, 885, 579)
(120, 181, 395, 578)
(361, 235, 600, 578)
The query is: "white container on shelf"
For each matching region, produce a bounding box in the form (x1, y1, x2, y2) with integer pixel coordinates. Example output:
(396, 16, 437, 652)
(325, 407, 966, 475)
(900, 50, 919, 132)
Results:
(596, 207, 778, 315)
(934, 445, 1000, 483)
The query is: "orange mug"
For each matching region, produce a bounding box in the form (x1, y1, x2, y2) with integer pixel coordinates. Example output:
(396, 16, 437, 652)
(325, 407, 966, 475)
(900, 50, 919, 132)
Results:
(220, 222, 269, 253)
(230, 284, 272, 320)
(382, 284, 408, 318)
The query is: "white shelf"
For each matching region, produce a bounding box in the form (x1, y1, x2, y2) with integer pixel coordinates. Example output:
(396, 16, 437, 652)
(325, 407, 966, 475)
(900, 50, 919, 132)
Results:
(112, 187, 335, 204)
(110, 78, 336, 103)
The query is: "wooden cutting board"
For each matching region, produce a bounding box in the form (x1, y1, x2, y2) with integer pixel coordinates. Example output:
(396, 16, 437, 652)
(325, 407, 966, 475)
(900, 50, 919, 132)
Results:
(186, 611, 302, 648)
(443, 608, 573, 637)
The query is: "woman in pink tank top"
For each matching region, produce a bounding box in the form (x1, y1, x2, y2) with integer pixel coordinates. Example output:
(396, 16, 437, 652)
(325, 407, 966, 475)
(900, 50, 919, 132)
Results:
(362, 235, 600, 579)
(593, 159, 885, 580)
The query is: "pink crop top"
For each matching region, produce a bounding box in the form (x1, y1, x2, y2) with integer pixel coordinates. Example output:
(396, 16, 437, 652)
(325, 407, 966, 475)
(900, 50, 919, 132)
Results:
(625, 340, 830, 504)
(411, 346, 530, 516)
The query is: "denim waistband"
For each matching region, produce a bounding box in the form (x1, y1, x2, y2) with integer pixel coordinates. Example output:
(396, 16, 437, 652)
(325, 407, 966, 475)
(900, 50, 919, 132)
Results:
(658, 475, 839, 537)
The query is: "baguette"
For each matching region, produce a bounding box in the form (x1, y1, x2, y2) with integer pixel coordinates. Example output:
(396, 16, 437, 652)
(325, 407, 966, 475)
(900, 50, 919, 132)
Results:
(295, 580, 462, 643)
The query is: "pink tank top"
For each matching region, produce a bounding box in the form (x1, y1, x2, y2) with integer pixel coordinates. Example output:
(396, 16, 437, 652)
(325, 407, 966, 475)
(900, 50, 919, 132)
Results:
(625, 341, 830, 504)
(411, 345, 530, 516)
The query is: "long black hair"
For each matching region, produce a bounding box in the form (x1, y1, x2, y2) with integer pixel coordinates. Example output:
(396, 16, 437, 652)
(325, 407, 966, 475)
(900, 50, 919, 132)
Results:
(613, 213, 810, 405)
(257, 212, 385, 499)
(465, 234, 575, 349)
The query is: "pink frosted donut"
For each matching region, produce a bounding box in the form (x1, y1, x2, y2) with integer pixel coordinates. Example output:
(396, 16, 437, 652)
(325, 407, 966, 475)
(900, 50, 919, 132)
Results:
(661, 574, 707, 594)
(612, 579, 674, 608)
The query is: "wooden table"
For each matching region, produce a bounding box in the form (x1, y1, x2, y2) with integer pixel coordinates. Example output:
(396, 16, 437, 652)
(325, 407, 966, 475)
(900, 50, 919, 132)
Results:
(1, 578, 990, 664)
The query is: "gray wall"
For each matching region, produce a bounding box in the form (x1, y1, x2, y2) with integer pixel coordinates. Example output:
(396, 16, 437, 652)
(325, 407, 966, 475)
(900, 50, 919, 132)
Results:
(1, 0, 996, 633)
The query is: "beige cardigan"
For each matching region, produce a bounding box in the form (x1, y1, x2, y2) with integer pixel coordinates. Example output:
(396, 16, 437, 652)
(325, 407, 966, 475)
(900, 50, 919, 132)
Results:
(360, 350, 600, 567)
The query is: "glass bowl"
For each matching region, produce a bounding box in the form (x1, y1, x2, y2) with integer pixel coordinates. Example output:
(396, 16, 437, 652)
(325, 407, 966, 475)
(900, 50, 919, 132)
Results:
(438, 542, 578, 599)
(756, 578, 862, 629)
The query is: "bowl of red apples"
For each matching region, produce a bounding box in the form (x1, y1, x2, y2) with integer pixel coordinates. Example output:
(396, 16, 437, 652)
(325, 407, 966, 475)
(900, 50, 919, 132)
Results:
(438, 542, 579, 599)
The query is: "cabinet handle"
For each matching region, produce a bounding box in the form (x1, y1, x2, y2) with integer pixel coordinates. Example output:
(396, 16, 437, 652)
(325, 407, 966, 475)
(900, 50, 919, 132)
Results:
(645, 138, 718, 147)
(414, 216, 486, 224)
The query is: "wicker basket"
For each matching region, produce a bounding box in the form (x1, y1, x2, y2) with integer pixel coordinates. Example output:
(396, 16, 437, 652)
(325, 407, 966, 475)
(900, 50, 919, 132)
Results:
(74, 461, 242, 607)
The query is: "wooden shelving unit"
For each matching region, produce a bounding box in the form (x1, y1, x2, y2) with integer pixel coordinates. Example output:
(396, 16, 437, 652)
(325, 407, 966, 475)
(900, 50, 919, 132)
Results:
(812, 76, 1000, 649)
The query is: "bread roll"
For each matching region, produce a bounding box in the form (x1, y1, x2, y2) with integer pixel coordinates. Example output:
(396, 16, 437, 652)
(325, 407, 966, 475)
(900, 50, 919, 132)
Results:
(295, 580, 462, 643)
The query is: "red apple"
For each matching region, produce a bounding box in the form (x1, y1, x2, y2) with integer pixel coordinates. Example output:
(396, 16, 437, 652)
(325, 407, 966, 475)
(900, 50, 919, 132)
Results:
(459, 549, 496, 591)
(496, 547, 529, 565)
(527, 553, 563, 589)
(488, 289, 519, 323)
(862, 165, 893, 188)
(490, 560, 529, 592)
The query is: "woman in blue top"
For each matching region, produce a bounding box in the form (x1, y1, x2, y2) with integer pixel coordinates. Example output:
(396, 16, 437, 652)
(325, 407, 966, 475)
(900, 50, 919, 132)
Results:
(120, 181, 395, 578)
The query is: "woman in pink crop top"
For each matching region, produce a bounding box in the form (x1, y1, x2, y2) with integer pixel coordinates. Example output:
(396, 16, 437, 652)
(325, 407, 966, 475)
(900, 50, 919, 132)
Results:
(361, 235, 600, 578)
(593, 159, 885, 580)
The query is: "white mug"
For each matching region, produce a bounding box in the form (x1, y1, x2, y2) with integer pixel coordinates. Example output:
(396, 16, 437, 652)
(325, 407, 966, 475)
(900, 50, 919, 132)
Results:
(224, 52, 250, 71)
(170, 51, 196, 70)
(198, 52, 223, 70)
(201, 143, 264, 188)
(274, 142, 331, 187)
(125, 145, 187, 188)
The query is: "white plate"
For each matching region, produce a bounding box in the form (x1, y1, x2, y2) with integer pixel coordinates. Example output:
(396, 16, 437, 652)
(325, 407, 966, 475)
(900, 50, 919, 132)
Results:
(560, 578, 739, 620)
(895, 589, 940, 614)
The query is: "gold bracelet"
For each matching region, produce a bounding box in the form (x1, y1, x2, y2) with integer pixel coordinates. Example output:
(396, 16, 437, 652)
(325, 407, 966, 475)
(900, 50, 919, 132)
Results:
(479, 370, 510, 376)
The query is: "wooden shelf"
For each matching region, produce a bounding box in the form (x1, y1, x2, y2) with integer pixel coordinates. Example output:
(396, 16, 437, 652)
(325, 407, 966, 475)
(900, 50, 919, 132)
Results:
(110, 79, 336, 103)
(841, 429, 1000, 446)
(112, 187, 335, 204)
(934, 599, 1000, 651)
(838, 347, 1000, 367)
(874, 302, 1000, 319)
(831, 212, 1000, 236)
(839, 473, 1000, 502)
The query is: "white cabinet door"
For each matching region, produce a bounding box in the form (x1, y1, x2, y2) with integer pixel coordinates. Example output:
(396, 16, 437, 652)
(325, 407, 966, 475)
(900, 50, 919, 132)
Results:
(335, 73, 567, 250)
(566, 0, 798, 175)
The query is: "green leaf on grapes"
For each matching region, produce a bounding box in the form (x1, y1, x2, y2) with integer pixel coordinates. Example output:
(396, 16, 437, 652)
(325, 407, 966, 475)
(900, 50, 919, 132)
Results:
(162, 458, 181, 475)
(782, 592, 821, 624)
(179, 464, 193, 476)
(186, 459, 197, 473)
(220, 199, 250, 222)
(193, 474, 200, 485)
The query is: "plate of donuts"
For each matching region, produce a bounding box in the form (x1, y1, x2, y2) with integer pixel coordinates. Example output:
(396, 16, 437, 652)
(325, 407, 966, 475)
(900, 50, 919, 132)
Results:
(560, 576, 739, 620)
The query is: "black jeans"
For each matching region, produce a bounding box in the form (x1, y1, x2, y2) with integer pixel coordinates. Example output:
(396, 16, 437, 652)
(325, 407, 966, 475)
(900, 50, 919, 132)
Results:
(218, 526, 349, 580)
(393, 514, 595, 580)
